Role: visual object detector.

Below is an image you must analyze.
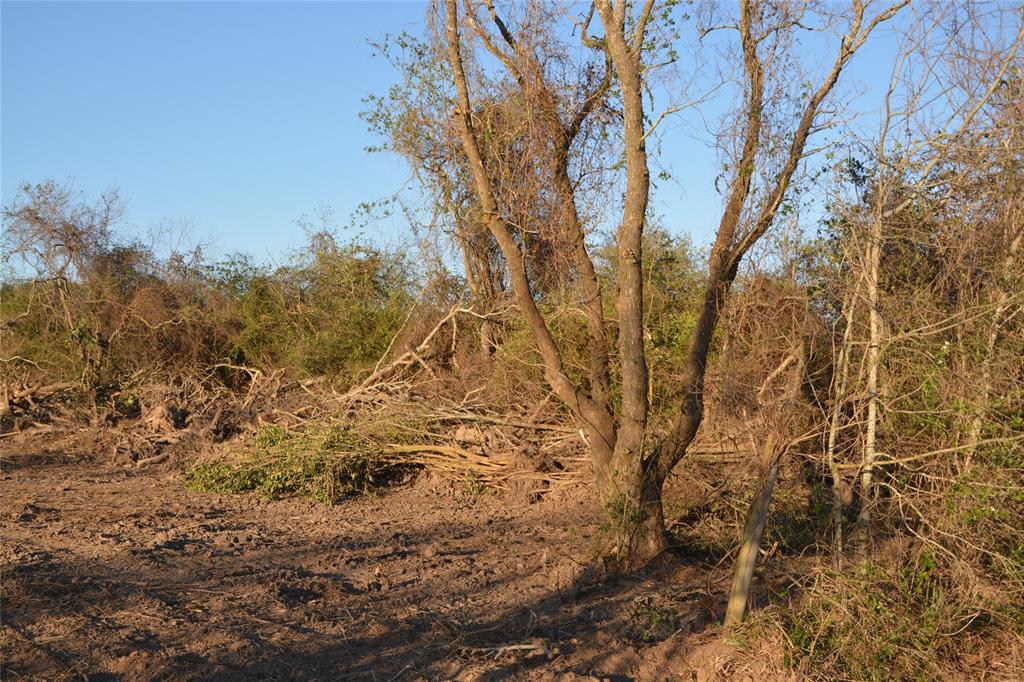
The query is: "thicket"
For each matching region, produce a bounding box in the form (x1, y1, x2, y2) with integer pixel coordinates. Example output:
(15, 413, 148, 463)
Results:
(1, 181, 416, 405)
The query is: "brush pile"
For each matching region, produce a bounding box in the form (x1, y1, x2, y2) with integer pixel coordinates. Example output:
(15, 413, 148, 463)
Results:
(186, 372, 590, 503)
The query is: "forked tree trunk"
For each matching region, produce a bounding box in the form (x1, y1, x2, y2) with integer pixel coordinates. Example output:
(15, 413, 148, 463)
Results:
(591, 0, 901, 565)
(446, 0, 904, 567)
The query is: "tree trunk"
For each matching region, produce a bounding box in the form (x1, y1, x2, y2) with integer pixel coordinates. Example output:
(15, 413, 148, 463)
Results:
(857, 207, 884, 547)
(596, 460, 668, 562)
(593, 0, 655, 562)
(826, 288, 858, 557)
(964, 221, 1021, 468)
(725, 435, 780, 628)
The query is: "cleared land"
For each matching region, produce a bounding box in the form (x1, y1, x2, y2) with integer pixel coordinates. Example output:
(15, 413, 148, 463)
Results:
(0, 434, 770, 681)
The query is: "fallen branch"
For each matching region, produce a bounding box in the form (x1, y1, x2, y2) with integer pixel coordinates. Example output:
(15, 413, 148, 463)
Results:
(466, 639, 552, 659)
(342, 305, 513, 402)
(135, 453, 170, 468)
(342, 306, 465, 400)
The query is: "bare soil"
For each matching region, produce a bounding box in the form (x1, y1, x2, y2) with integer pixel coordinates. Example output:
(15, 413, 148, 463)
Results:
(1, 433, 773, 681)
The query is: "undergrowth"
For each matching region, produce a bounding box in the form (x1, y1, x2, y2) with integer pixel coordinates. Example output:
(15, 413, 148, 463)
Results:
(630, 596, 681, 643)
(759, 552, 1019, 681)
(666, 464, 831, 559)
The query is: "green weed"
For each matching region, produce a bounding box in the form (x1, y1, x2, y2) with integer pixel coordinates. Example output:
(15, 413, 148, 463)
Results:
(185, 422, 399, 503)
(630, 596, 680, 643)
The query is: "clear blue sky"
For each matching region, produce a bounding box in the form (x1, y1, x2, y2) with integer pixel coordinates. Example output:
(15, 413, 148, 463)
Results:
(2, 0, 429, 261)
(2, 1, 906, 263)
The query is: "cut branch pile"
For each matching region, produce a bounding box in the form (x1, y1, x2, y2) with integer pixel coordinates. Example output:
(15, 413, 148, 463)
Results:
(330, 381, 590, 491)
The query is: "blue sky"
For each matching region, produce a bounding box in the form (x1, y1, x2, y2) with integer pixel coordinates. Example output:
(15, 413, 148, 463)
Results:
(3, 1, 428, 261)
(2, 1, 906, 264)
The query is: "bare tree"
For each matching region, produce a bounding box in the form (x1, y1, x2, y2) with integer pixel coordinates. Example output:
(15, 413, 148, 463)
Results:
(823, 8, 1024, 544)
(2, 181, 124, 391)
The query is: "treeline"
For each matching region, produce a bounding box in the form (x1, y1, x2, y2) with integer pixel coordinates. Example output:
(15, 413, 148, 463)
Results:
(0, 181, 417, 399)
(1, 181, 715, 424)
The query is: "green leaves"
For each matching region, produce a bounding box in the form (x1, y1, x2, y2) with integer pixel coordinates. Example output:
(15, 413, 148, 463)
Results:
(185, 423, 399, 504)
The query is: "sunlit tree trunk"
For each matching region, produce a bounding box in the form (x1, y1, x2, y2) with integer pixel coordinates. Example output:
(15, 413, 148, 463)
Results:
(725, 435, 780, 628)
(857, 207, 884, 546)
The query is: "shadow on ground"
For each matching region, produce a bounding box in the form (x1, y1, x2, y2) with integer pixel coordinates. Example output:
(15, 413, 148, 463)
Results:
(1, 457, 757, 681)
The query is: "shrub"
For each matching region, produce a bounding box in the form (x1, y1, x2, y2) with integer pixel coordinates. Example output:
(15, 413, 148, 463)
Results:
(768, 553, 1014, 681)
(185, 423, 401, 503)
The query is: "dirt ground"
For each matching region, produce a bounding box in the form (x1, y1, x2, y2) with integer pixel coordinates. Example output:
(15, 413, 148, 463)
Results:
(1, 433, 777, 681)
